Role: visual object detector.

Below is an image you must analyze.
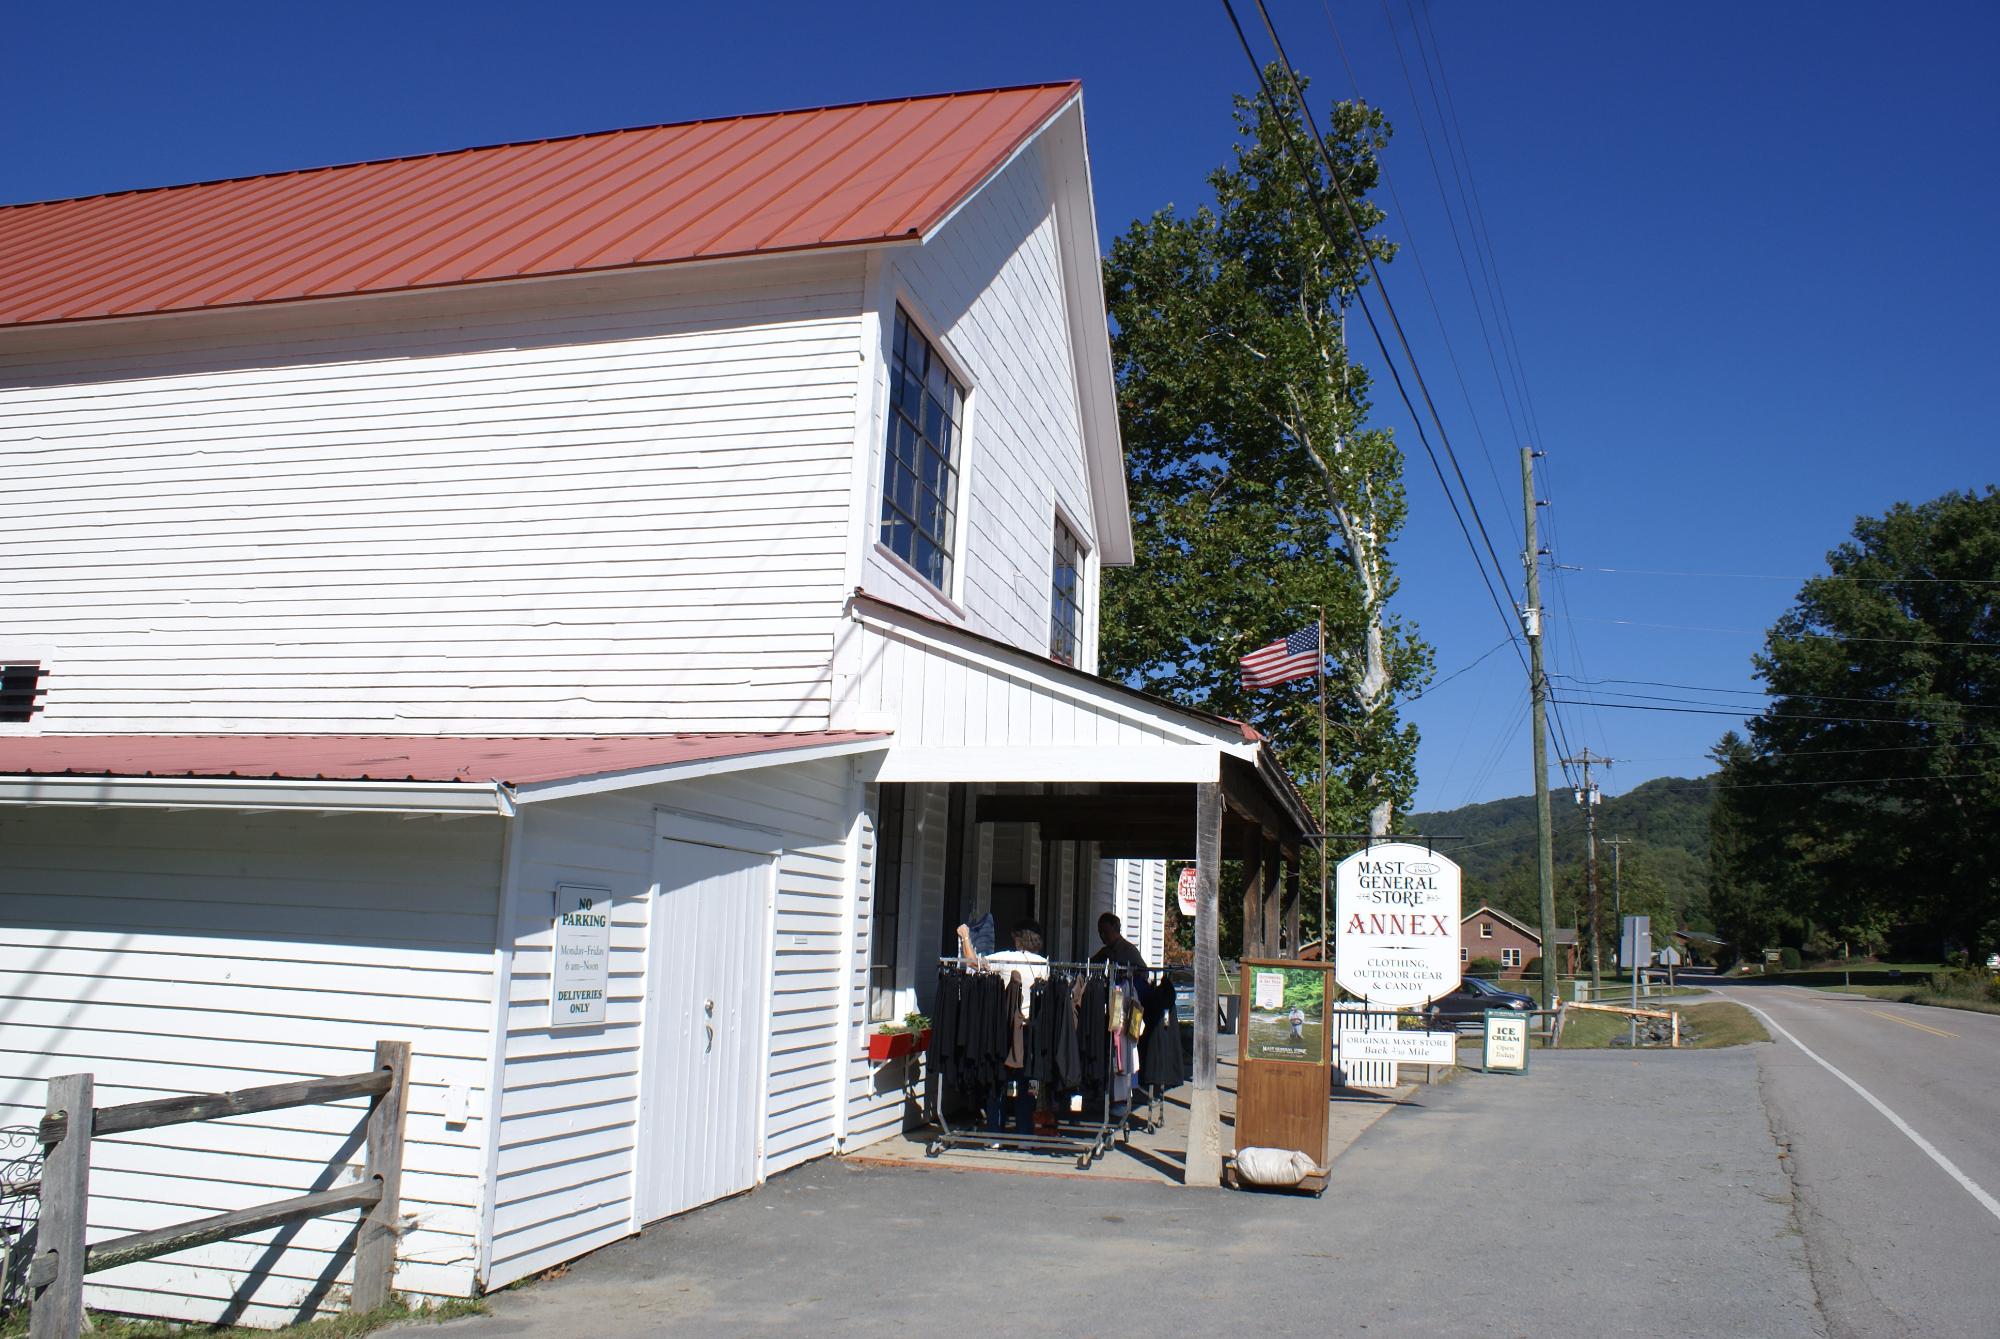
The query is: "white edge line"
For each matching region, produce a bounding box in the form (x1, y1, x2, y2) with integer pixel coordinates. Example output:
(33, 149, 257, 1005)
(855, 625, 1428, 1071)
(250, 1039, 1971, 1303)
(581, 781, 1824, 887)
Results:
(1738, 998, 2000, 1225)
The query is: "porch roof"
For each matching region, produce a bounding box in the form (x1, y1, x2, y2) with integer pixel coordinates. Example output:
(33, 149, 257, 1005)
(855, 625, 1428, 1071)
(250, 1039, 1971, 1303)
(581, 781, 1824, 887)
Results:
(0, 731, 890, 814)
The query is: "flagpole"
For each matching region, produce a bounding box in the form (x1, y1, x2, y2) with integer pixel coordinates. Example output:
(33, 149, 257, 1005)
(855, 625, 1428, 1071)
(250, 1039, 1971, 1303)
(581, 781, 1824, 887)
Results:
(1317, 605, 1329, 954)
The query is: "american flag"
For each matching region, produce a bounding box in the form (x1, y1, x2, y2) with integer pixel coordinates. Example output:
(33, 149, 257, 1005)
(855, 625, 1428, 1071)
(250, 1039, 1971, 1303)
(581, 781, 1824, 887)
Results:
(1239, 627, 1321, 690)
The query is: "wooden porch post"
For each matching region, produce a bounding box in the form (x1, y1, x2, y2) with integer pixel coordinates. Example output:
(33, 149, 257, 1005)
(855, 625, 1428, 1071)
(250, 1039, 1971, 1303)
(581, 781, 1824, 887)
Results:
(1188, 781, 1225, 1188)
(1260, 839, 1282, 959)
(1239, 825, 1265, 959)
(1283, 853, 1302, 954)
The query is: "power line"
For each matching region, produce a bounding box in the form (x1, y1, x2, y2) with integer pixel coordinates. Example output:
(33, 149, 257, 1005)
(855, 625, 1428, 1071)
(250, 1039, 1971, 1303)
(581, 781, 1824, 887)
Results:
(1217, 0, 1530, 690)
(1547, 612, 2000, 649)
(1651, 770, 1996, 793)
(1408, 0, 1548, 446)
(1549, 697, 1996, 728)
(1552, 672, 2000, 714)
(1412, 635, 1514, 697)
(1556, 564, 2000, 586)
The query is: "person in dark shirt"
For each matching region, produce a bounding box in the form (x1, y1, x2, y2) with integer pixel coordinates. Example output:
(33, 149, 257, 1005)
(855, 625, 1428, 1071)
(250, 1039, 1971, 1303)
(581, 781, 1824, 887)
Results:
(1089, 912, 1148, 971)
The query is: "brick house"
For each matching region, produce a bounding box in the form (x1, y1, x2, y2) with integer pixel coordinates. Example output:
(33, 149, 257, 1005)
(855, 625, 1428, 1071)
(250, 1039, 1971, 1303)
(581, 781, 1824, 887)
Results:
(1460, 904, 1579, 977)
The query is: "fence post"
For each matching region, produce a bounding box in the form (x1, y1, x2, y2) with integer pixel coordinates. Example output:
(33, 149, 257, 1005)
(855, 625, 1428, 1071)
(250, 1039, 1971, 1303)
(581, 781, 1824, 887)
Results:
(30, 1074, 91, 1339)
(352, 1042, 409, 1313)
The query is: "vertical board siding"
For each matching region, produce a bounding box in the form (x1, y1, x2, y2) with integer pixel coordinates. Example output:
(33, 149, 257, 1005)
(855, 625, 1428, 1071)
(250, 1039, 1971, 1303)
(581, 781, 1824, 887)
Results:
(487, 756, 857, 1290)
(863, 136, 1096, 663)
(0, 258, 863, 735)
(0, 807, 500, 1327)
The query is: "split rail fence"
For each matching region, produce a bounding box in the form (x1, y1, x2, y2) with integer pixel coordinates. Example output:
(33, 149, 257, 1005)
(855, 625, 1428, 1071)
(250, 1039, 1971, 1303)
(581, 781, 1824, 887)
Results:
(26, 1040, 409, 1339)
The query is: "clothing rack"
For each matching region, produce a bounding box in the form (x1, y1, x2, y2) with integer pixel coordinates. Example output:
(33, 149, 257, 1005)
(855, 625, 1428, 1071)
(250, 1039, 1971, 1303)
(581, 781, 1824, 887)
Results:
(925, 956, 1140, 1169)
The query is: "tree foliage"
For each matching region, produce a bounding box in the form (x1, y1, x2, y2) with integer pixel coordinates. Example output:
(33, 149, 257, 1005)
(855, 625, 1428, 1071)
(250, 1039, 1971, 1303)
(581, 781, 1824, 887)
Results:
(1100, 70, 1431, 840)
(1708, 489, 2000, 957)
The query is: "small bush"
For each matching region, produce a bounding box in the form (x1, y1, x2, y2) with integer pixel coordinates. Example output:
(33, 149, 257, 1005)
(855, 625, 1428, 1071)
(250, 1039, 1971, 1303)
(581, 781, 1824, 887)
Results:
(1778, 946, 1803, 971)
(1466, 956, 1501, 978)
(1522, 956, 1543, 981)
(1927, 967, 1994, 1001)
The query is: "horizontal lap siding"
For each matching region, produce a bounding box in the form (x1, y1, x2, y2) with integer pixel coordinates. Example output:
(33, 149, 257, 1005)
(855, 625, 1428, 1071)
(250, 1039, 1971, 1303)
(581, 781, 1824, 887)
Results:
(0, 259, 863, 735)
(842, 782, 903, 1151)
(864, 136, 1095, 665)
(0, 807, 500, 1327)
(488, 757, 858, 1290)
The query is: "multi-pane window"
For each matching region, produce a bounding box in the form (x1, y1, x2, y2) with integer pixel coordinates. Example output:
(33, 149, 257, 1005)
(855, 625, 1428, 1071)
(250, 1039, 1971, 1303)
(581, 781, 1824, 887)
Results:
(1501, 947, 1522, 968)
(869, 786, 908, 1022)
(1049, 520, 1083, 665)
(880, 308, 965, 591)
(1479, 922, 1493, 938)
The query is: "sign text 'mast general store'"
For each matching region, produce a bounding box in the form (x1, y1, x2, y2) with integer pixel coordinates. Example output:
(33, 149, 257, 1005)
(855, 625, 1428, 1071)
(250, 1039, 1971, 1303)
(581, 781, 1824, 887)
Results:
(1333, 842, 1463, 1009)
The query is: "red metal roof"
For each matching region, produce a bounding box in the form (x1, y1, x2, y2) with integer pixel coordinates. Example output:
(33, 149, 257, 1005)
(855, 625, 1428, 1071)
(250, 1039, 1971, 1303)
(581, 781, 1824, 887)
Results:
(0, 82, 1079, 330)
(0, 733, 887, 786)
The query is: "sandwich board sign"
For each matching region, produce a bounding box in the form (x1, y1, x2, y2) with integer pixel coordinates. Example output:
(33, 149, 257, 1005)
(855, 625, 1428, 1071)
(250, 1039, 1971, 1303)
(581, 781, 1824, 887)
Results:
(1333, 842, 1463, 1008)
(1484, 1011, 1529, 1073)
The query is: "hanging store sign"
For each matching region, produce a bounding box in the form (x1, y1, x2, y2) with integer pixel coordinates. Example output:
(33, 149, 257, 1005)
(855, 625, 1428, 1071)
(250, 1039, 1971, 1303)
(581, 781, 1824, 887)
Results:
(552, 884, 611, 1027)
(1484, 1010, 1530, 1073)
(1176, 866, 1198, 916)
(1333, 842, 1463, 1008)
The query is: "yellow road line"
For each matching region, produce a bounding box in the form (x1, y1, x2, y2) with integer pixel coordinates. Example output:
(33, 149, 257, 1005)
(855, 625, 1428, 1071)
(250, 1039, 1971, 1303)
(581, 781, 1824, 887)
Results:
(1864, 1007, 1959, 1039)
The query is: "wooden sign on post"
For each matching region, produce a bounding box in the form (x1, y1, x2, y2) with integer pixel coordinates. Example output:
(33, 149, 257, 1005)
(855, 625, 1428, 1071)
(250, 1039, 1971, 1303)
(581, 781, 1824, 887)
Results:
(1234, 958, 1338, 1191)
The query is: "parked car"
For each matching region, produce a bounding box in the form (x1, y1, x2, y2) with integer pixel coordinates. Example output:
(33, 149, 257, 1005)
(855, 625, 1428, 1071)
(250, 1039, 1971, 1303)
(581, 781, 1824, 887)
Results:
(1425, 976, 1535, 1031)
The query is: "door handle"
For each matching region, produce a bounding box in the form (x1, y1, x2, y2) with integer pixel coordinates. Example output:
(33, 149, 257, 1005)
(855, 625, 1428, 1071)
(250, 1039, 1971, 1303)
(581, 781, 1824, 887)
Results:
(704, 999, 715, 1054)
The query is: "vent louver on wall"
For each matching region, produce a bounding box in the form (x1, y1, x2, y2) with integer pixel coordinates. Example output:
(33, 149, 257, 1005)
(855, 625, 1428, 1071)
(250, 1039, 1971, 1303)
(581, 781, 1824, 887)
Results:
(0, 664, 45, 722)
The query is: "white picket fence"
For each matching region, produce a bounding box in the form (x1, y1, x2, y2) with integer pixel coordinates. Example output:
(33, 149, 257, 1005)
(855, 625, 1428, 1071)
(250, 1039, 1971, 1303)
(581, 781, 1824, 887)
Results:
(1332, 1003, 1400, 1089)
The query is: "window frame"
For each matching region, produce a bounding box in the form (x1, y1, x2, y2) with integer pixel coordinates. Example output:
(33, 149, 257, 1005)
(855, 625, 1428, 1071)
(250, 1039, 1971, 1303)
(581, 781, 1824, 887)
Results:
(1479, 922, 1493, 939)
(1049, 515, 1085, 666)
(868, 786, 909, 1024)
(877, 305, 969, 598)
(1501, 947, 1522, 968)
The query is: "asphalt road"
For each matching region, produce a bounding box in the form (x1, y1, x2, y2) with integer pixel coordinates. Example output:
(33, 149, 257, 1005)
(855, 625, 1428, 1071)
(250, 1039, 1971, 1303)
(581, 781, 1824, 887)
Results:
(413, 1049, 1818, 1339)
(1716, 982, 2000, 1338)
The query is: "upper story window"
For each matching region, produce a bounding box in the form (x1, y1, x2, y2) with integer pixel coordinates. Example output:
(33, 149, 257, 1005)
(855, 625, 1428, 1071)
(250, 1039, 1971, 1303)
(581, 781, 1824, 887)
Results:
(1050, 520, 1083, 665)
(0, 663, 46, 722)
(880, 308, 965, 592)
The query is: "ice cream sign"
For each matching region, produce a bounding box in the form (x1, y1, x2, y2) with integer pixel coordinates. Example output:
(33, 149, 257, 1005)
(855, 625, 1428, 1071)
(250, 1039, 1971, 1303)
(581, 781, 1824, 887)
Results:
(1332, 843, 1463, 1008)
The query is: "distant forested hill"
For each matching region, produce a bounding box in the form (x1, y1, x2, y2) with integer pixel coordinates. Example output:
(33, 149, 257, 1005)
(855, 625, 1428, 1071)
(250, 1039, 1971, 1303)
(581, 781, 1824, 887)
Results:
(1405, 776, 1715, 939)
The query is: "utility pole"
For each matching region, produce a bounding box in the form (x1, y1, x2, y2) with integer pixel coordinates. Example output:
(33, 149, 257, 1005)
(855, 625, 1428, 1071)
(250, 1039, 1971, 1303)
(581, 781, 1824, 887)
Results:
(1563, 748, 1613, 993)
(1606, 835, 1631, 1045)
(1520, 448, 1559, 1015)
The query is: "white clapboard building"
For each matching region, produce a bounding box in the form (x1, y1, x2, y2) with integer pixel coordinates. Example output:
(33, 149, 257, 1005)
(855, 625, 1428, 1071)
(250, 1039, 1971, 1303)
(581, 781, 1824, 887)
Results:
(0, 83, 1312, 1324)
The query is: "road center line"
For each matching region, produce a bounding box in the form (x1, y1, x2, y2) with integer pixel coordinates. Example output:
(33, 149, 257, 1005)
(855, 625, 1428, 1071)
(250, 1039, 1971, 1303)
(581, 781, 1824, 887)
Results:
(1739, 1000, 2000, 1227)
(1862, 1007, 1958, 1039)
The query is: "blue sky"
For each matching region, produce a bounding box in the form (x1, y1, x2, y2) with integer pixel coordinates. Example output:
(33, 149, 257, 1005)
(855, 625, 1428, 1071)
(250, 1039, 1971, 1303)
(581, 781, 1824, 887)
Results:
(8, 1, 1994, 810)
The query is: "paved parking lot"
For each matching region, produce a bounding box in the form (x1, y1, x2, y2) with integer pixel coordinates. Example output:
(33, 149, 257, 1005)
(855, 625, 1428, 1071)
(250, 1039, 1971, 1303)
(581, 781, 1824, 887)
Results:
(412, 1050, 1820, 1339)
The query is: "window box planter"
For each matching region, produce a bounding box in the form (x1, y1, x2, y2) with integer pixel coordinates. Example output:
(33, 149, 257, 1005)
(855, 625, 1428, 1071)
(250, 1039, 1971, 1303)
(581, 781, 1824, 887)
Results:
(867, 1028, 931, 1062)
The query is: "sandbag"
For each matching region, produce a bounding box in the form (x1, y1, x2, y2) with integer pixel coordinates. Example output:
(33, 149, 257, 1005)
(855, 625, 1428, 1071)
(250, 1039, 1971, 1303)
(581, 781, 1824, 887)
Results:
(1233, 1145, 1323, 1187)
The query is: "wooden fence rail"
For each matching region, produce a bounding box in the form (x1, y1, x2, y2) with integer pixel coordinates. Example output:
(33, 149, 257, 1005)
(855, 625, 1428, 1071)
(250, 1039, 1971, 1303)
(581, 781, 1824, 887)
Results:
(28, 1040, 409, 1339)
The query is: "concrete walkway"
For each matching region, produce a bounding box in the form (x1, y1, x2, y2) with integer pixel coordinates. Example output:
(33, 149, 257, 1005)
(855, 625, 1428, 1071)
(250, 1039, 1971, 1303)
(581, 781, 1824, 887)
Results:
(410, 1049, 1820, 1339)
(848, 1052, 1427, 1185)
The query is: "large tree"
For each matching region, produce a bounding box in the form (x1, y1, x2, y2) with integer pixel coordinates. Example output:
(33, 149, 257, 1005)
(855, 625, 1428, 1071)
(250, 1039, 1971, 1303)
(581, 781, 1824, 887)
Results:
(1101, 71, 1431, 841)
(1709, 488, 2000, 956)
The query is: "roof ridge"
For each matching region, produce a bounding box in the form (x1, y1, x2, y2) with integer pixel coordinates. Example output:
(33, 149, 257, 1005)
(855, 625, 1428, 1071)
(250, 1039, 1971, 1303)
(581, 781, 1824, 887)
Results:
(0, 80, 1083, 214)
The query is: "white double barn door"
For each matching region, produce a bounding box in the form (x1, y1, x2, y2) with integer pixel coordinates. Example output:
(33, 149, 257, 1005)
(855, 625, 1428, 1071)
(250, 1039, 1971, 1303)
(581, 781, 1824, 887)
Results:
(637, 813, 775, 1224)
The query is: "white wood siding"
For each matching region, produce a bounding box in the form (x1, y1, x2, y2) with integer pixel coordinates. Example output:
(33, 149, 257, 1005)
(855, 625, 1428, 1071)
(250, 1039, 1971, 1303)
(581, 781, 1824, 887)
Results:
(0, 257, 863, 736)
(0, 808, 500, 1326)
(487, 756, 859, 1289)
(860, 135, 1099, 668)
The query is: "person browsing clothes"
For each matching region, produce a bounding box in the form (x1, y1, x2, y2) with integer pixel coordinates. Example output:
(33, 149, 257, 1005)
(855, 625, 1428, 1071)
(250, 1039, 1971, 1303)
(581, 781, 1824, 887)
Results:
(1089, 912, 1148, 971)
(955, 918, 1048, 1138)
